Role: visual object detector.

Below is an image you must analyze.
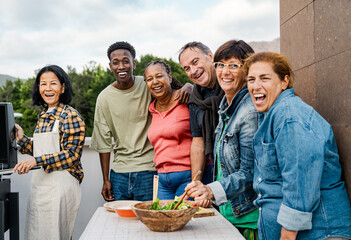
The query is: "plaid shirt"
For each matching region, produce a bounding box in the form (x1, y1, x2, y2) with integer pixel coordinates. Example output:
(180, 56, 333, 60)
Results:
(18, 103, 86, 183)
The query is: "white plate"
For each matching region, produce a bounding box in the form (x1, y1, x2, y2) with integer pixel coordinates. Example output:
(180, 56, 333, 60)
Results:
(104, 200, 141, 212)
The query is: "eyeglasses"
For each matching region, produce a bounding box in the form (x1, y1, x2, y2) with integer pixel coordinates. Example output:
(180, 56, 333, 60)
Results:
(213, 62, 242, 71)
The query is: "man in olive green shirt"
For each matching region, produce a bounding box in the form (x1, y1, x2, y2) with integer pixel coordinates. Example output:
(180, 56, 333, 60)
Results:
(91, 41, 156, 201)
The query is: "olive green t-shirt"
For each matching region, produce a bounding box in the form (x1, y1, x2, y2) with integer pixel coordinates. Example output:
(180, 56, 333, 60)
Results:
(90, 76, 155, 172)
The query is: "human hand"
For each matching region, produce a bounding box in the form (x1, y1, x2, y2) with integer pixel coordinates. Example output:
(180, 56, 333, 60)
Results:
(101, 180, 114, 201)
(280, 227, 298, 240)
(198, 199, 213, 208)
(182, 195, 212, 208)
(15, 124, 24, 142)
(185, 180, 214, 202)
(174, 83, 193, 104)
(13, 157, 37, 174)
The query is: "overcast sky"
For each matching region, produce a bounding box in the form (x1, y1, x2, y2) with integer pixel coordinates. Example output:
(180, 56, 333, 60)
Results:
(0, 0, 279, 79)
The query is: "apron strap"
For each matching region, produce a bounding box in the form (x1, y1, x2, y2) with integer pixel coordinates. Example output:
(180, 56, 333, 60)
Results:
(52, 105, 67, 133)
(52, 120, 60, 133)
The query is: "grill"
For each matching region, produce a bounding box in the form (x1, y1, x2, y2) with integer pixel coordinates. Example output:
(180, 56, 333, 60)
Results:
(0, 102, 19, 240)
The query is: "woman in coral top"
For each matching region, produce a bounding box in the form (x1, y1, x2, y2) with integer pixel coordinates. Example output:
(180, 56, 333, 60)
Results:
(144, 60, 192, 199)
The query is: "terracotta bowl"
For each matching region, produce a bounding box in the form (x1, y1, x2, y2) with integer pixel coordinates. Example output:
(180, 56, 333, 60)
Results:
(104, 200, 141, 218)
(132, 200, 199, 232)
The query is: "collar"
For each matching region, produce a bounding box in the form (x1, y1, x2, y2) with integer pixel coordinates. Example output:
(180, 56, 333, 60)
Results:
(218, 86, 249, 118)
(199, 85, 216, 98)
(38, 102, 66, 120)
(148, 99, 180, 117)
(267, 88, 295, 113)
(188, 80, 223, 105)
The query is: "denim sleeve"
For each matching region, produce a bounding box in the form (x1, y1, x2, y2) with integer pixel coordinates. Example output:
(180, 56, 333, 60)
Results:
(277, 203, 312, 230)
(275, 121, 324, 231)
(208, 181, 227, 206)
(218, 111, 258, 200)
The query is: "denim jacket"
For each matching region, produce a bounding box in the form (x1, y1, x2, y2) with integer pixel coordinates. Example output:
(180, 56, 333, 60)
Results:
(208, 86, 258, 218)
(253, 89, 351, 239)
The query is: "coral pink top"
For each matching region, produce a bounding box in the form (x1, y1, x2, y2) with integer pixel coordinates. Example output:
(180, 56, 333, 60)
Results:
(148, 100, 192, 173)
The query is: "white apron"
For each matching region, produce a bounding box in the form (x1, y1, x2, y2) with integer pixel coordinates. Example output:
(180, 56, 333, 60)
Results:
(25, 110, 81, 240)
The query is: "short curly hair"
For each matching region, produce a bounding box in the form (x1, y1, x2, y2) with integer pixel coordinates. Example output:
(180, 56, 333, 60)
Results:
(107, 41, 136, 60)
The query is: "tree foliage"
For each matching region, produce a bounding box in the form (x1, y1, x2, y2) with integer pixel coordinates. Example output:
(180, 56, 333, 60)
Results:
(0, 55, 191, 136)
(135, 54, 191, 86)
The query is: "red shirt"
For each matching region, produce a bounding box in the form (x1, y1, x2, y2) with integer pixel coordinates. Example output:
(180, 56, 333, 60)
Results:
(148, 100, 192, 173)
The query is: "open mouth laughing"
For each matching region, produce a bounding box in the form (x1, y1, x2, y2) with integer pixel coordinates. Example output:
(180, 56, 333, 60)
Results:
(254, 93, 266, 104)
(193, 70, 204, 80)
(152, 86, 163, 93)
(44, 93, 56, 99)
(221, 78, 233, 83)
(118, 72, 128, 78)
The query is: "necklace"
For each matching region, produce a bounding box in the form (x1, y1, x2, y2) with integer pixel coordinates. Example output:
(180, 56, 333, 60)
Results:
(155, 90, 179, 112)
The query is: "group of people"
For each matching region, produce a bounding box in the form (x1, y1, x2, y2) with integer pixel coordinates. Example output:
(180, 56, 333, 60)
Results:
(12, 39, 351, 240)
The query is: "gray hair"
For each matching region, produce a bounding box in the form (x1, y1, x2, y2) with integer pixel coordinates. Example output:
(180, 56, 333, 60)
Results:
(178, 41, 211, 62)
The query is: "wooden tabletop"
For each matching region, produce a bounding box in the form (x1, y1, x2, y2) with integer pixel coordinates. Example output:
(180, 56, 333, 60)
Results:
(79, 207, 244, 240)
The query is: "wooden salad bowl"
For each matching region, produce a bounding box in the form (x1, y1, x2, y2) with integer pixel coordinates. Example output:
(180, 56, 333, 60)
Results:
(132, 200, 199, 232)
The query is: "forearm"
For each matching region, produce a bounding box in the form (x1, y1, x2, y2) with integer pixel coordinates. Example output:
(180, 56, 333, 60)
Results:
(99, 152, 114, 201)
(280, 227, 298, 240)
(99, 152, 111, 182)
(37, 145, 83, 170)
(190, 137, 206, 181)
(18, 135, 34, 155)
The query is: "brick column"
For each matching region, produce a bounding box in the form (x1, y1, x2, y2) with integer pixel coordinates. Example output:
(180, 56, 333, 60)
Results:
(280, 0, 351, 199)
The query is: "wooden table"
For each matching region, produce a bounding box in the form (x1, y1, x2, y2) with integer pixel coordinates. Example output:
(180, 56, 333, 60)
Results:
(80, 207, 245, 240)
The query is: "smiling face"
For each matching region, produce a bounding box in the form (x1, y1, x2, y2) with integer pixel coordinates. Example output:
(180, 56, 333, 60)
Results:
(109, 49, 136, 89)
(247, 61, 289, 112)
(144, 64, 172, 100)
(216, 57, 245, 103)
(179, 47, 216, 88)
(39, 71, 64, 108)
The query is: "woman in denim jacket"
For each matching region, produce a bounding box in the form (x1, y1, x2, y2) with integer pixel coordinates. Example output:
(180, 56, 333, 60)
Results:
(186, 40, 259, 239)
(245, 52, 351, 240)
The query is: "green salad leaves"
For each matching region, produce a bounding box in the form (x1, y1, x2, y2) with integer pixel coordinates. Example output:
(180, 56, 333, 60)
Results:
(149, 197, 194, 210)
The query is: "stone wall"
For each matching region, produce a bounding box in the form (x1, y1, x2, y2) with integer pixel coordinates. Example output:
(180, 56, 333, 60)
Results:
(280, 0, 351, 199)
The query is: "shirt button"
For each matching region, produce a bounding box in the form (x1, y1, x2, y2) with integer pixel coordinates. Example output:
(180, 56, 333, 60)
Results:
(258, 194, 262, 197)
(259, 207, 262, 211)
(258, 178, 262, 182)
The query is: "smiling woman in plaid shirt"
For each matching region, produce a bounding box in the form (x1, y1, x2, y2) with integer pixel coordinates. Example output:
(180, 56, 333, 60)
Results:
(13, 65, 86, 240)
